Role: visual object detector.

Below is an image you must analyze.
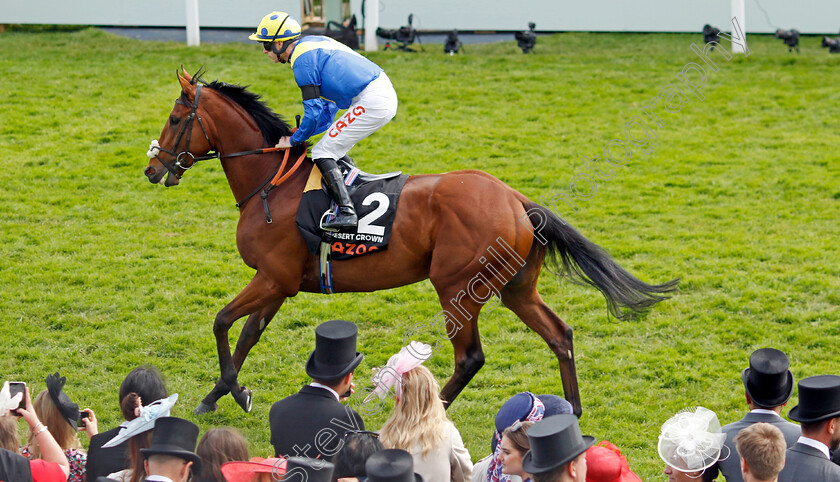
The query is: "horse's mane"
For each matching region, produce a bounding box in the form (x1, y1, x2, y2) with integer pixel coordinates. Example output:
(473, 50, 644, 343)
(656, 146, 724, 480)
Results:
(193, 71, 294, 146)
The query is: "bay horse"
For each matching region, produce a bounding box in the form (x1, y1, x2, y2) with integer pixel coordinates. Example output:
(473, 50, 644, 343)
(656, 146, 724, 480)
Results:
(144, 70, 679, 416)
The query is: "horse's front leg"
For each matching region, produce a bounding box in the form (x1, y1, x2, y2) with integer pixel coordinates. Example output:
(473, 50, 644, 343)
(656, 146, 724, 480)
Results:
(195, 272, 284, 414)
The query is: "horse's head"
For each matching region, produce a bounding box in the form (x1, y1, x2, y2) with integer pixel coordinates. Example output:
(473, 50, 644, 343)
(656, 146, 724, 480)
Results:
(144, 70, 217, 187)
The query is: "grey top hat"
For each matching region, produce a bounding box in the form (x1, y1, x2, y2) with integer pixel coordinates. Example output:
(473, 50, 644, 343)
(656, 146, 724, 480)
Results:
(522, 414, 595, 474)
(742, 348, 795, 408)
(306, 320, 365, 381)
(788, 375, 840, 423)
(139, 417, 203, 475)
(365, 449, 423, 482)
(285, 456, 335, 482)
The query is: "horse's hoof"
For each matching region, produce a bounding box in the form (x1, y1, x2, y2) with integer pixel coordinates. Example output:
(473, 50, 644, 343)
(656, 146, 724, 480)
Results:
(234, 387, 253, 413)
(194, 401, 218, 415)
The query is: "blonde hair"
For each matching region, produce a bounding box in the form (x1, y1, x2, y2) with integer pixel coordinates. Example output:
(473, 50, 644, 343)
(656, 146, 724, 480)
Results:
(0, 415, 20, 452)
(27, 389, 81, 458)
(379, 365, 449, 456)
(735, 423, 785, 481)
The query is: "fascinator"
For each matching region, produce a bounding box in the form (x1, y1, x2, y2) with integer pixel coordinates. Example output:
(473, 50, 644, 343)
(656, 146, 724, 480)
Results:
(103, 393, 178, 448)
(368, 341, 432, 401)
(658, 406, 726, 473)
(46, 372, 81, 430)
(0, 382, 24, 417)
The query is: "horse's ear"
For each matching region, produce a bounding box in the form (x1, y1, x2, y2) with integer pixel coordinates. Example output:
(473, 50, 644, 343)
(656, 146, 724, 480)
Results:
(178, 70, 195, 97)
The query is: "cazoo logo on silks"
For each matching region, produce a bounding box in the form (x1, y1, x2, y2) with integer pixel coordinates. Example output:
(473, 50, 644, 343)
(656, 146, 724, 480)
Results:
(328, 106, 366, 137)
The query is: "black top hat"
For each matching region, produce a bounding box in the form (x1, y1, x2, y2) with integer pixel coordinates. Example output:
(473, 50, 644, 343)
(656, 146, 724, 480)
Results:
(285, 456, 335, 482)
(788, 375, 840, 423)
(365, 449, 423, 482)
(139, 417, 203, 474)
(522, 414, 595, 474)
(45, 372, 80, 430)
(742, 348, 795, 408)
(306, 320, 364, 381)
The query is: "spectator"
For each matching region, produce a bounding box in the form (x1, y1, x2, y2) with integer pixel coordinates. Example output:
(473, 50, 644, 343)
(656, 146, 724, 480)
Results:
(735, 423, 785, 482)
(498, 421, 535, 481)
(269, 320, 366, 461)
(87, 366, 168, 480)
(365, 449, 422, 482)
(475, 392, 573, 482)
(375, 342, 473, 482)
(333, 431, 384, 481)
(777, 375, 840, 481)
(522, 414, 594, 482)
(24, 372, 98, 482)
(711, 348, 800, 482)
(140, 417, 202, 482)
(584, 441, 642, 482)
(0, 382, 70, 481)
(102, 393, 179, 482)
(195, 428, 249, 482)
(658, 407, 726, 482)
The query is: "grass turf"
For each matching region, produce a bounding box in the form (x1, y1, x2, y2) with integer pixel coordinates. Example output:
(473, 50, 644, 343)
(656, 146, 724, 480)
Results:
(0, 28, 838, 479)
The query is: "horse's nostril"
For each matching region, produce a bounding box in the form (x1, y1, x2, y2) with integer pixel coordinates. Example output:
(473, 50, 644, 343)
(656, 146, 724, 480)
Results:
(145, 166, 156, 177)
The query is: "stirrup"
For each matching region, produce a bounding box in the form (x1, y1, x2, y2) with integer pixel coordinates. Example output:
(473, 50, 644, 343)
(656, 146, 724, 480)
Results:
(319, 210, 341, 233)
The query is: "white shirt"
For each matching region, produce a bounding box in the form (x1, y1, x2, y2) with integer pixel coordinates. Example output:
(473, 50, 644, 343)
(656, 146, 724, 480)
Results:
(145, 476, 175, 482)
(796, 436, 831, 459)
(310, 382, 340, 401)
(750, 408, 781, 417)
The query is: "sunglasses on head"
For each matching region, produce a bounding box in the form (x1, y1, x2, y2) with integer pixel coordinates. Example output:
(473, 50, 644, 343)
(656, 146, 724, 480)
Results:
(344, 430, 380, 439)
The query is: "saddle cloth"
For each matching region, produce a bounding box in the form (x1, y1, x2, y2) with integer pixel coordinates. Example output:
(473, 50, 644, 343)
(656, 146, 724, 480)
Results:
(295, 159, 408, 260)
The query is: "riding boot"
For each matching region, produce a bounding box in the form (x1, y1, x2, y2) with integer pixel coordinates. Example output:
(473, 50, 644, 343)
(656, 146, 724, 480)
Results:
(315, 158, 358, 230)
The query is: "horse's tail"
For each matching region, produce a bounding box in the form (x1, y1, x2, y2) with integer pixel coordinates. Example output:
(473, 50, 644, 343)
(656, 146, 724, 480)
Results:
(522, 201, 679, 320)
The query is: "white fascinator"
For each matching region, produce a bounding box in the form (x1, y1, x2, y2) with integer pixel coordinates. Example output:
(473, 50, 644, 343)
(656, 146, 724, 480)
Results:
(368, 341, 433, 401)
(0, 382, 23, 417)
(658, 406, 727, 473)
(102, 393, 178, 448)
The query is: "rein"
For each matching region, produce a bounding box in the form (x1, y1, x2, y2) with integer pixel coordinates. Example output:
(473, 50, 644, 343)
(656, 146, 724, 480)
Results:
(150, 83, 308, 220)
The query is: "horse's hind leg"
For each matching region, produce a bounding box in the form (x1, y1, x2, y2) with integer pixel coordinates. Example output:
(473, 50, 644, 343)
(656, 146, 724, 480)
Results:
(501, 262, 582, 416)
(195, 299, 283, 414)
(198, 272, 285, 414)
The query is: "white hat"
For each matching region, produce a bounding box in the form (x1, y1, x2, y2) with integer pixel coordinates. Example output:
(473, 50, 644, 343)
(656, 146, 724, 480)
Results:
(102, 394, 178, 448)
(658, 406, 726, 473)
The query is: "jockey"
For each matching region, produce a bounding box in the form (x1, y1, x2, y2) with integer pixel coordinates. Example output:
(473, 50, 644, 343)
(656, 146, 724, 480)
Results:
(250, 11, 399, 230)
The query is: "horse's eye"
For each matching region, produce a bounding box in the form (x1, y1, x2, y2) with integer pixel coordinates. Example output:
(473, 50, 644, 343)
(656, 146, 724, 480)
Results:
(170, 116, 181, 126)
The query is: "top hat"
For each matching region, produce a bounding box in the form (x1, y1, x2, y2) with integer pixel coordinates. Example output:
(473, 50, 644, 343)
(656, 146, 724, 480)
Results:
(365, 449, 423, 482)
(139, 417, 203, 474)
(221, 457, 287, 482)
(788, 375, 840, 423)
(284, 457, 335, 482)
(522, 414, 595, 474)
(585, 442, 642, 482)
(306, 320, 364, 381)
(45, 372, 81, 430)
(741, 348, 794, 408)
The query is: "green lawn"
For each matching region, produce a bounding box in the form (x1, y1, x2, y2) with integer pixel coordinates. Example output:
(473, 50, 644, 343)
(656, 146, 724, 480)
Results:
(0, 28, 838, 480)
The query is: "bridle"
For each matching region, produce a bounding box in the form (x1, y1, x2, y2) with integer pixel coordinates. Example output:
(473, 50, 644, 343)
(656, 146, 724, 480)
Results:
(148, 82, 307, 213)
(149, 83, 218, 180)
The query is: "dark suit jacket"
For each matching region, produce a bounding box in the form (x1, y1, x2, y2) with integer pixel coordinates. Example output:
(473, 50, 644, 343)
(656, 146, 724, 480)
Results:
(778, 442, 840, 482)
(833, 448, 840, 466)
(269, 385, 365, 461)
(86, 426, 130, 480)
(712, 412, 800, 482)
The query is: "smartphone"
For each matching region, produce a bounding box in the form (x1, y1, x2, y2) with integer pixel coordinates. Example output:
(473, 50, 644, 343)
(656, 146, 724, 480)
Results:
(79, 410, 88, 428)
(8, 382, 26, 411)
(341, 388, 352, 398)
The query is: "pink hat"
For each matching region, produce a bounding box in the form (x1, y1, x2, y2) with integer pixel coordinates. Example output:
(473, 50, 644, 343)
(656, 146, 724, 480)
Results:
(585, 441, 642, 482)
(221, 457, 287, 482)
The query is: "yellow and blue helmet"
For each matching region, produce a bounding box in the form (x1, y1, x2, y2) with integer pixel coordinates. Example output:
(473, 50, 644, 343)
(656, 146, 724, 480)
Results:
(249, 11, 302, 43)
